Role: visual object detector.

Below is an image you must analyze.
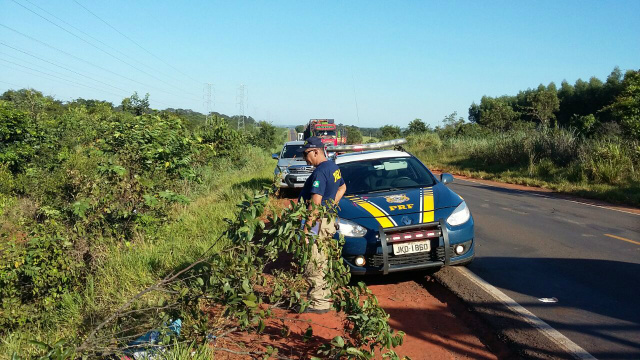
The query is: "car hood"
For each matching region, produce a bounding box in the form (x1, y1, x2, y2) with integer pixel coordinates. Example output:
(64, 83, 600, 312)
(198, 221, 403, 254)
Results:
(338, 183, 463, 227)
(277, 158, 307, 168)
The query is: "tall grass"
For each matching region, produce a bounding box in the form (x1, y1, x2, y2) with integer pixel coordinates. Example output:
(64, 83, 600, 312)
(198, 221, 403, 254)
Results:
(407, 129, 640, 206)
(1, 147, 275, 357)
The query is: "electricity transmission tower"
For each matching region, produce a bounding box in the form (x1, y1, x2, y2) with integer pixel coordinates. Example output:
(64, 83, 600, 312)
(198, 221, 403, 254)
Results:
(236, 84, 247, 130)
(203, 83, 213, 125)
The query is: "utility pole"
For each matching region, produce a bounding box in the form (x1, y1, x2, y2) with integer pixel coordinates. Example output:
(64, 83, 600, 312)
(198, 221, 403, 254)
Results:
(236, 84, 246, 130)
(203, 83, 213, 125)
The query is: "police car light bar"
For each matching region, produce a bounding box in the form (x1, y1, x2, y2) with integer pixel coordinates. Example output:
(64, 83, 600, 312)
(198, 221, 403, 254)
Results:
(326, 138, 407, 152)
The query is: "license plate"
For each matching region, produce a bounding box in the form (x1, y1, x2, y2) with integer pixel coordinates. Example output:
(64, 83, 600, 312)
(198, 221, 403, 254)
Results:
(296, 175, 309, 181)
(392, 240, 430, 255)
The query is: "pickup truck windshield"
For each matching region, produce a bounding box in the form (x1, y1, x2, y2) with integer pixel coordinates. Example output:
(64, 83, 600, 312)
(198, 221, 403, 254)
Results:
(339, 157, 436, 195)
(281, 144, 304, 159)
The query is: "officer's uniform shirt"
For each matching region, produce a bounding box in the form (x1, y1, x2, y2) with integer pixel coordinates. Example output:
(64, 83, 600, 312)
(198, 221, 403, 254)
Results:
(299, 160, 344, 207)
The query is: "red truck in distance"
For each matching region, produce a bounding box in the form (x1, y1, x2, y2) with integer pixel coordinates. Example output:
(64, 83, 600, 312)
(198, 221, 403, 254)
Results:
(302, 119, 347, 146)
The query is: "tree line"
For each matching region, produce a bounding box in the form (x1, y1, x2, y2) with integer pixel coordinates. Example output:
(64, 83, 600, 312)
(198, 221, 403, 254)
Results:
(294, 67, 638, 144)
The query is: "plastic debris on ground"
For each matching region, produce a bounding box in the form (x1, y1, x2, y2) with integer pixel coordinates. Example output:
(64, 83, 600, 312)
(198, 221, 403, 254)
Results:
(120, 319, 182, 359)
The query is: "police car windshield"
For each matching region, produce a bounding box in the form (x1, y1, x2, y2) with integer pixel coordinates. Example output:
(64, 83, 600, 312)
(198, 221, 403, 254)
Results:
(281, 144, 303, 158)
(339, 157, 436, 195)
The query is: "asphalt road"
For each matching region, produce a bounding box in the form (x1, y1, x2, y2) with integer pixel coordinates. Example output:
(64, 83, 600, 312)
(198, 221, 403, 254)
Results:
(448, 179, 640, 359)
(288, 128, 297, 141)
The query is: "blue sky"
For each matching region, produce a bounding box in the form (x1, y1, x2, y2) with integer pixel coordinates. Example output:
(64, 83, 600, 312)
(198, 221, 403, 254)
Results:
(1, 0, 638, 128)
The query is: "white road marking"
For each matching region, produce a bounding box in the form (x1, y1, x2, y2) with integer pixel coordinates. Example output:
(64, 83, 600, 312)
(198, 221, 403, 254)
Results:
(455, 267, 597, 360)
(456, 178, 639, 216)
(555, 217, 584, 225)
(500, 207, 528, 215)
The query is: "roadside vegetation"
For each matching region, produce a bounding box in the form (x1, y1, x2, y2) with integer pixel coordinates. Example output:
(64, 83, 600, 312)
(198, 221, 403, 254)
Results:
(0, 89, 272, 355)
(398, 68, 639, 206)
(1, 89, 405, 359)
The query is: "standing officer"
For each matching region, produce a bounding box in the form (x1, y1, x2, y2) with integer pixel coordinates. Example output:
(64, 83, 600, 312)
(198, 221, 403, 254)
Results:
(297, 137, 346, 314)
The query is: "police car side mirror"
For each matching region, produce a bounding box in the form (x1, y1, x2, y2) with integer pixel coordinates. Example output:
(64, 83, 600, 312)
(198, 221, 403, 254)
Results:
(440, 173, 454, 184)
(272, 153, 279, 159)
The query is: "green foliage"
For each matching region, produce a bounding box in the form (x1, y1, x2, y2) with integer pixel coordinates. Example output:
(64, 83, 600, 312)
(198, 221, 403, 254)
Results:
(249, 121, 279, 151)
(197, 115, 245, 158)
(406, 132, 442, 154)
(570, 113, 597, 134)
(525, 85, 560, 127)
(0, 88, 250, 337)
(602, 70, 640, 139)
(0, 88, 61, 117)
(183, 191, 406, 359)
(68, 189, 406, 359)
(473, 97, 520, 129)
(469, 67, 638, 138)
(0, 101, 38, 172)
(436, 112, 467, 138)
(346, 125, 363, 144)
(10, 339, 76, 360)
(405, 118, 429, 135)
(407, 126, 639, 205)
(379, 125, 402, 140)
(580, 139, 636, 184)
(1, 226, 80, 330)
(120, 92, 150, 116)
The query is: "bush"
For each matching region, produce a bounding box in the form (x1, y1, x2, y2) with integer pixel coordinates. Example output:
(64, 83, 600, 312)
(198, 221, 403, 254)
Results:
(471, 131, 529, 167)
(1, 225, 81, 330)
(406, 132, 442, 154)
(580, 139, 634, 184)
(0, 90, 252, 334)
(249, 121, 278, 151)
(197, 116, 245, 158)
(528, 127, 579, 166)
(0, 102, 38, 173)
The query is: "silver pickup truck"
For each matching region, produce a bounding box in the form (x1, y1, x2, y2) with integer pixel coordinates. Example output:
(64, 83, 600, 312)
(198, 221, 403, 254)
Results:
(272, 141, 315, 189)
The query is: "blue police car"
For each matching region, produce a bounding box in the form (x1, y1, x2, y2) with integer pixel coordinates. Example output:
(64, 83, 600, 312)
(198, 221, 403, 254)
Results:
(329, 139, 474, 275)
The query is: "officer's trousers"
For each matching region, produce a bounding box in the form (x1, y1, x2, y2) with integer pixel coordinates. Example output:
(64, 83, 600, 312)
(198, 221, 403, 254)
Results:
(304, 217, 337, 310)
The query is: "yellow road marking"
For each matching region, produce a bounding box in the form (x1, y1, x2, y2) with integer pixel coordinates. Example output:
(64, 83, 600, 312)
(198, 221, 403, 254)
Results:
(604, 233, 640, 246)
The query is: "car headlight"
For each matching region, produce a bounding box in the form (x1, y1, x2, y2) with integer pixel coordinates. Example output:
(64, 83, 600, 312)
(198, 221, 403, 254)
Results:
(337, 218, 367, 237)
(446, 201, 470, 226)
(279, 166, 289, 175)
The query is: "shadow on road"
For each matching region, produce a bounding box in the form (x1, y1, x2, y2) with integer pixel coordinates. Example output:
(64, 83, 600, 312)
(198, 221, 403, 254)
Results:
(467, 257, 640, 356)
(353, 257, 640, 359)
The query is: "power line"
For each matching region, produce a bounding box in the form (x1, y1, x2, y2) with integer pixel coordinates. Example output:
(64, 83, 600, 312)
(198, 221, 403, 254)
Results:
(0, 58, 125, 99)
(0, 23, 199, 103)
(0, 43, 130, 94)
(0, 79, 22, 88)
(73, 0, 202, 86)
(8, 0, 200, 101)
(1, 61, 177, 109)
(22, 0, 196, 95)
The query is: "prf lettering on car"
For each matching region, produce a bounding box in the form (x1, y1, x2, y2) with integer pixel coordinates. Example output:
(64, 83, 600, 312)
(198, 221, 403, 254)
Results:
(389, 204, 414, 211)
(333, 169, 342, 182)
